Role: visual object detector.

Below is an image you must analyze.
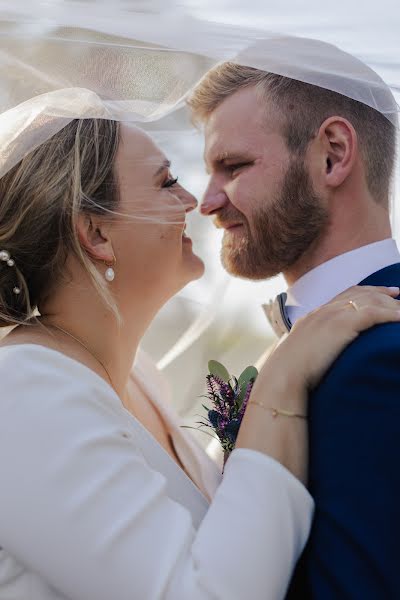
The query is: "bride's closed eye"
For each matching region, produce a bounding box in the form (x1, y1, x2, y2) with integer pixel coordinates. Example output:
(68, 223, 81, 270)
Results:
(162, 175, 179, 188)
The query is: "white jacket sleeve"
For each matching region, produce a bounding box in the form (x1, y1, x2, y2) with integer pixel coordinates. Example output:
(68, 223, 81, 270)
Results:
(0, 346, 313, 600)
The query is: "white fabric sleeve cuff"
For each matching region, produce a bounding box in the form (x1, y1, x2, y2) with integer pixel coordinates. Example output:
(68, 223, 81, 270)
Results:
(183, 448, 314, 600)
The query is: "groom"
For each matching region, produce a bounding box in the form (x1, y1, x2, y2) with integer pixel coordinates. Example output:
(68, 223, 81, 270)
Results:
(188, 52, 400, 598)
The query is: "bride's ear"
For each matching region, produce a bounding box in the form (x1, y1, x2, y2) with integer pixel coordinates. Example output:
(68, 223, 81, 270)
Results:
(76, 213, 115, 263)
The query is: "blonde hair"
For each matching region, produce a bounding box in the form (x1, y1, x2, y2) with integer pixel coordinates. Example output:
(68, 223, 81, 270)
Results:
(0, 119, 120, 326)
(188, 63, 396, 204)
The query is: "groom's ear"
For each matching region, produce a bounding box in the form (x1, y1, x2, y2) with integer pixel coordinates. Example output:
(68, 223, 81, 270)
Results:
(317, 116, 358, 189)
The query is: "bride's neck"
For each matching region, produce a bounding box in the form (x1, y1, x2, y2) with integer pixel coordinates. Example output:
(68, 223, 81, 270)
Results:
(39, 284, 158, 398)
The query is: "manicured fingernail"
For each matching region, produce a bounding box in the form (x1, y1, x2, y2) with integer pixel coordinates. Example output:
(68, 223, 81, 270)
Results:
(389, 287, 399, 293)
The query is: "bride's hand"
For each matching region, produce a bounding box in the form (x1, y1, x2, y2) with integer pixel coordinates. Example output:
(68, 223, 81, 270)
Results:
(235, 286, 400, 483)
(267, 285, 400, 392)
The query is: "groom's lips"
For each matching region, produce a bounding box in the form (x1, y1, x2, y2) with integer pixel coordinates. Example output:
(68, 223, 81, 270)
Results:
(224, 223, 244, 231)
(216, 221, 243, 230)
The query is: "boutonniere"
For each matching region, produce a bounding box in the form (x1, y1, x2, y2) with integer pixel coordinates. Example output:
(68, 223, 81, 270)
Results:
(199, 360, 258, 462)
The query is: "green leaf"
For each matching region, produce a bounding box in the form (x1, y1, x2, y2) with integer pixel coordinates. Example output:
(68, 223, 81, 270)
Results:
(208, 360, 230, 383)
(237, 366, 259, 404)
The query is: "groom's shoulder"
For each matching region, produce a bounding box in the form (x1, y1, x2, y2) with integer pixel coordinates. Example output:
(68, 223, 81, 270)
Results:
(352, 317, 400, 352)
(317, 319, 400, 391)
(308, 321, 400, 422)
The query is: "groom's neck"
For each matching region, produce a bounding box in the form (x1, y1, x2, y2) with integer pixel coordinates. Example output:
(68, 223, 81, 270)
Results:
(283, 203, 392, 286)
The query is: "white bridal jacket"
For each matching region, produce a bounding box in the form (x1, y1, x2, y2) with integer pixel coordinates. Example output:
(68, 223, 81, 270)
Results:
(0, 344, 313, 600)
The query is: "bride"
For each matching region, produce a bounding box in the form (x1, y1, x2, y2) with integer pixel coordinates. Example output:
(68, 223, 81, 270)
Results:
(0, 118, 399, 599)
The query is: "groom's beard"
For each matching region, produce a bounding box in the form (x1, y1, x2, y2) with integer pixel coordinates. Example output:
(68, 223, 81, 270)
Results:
(217, 160, 330, 280)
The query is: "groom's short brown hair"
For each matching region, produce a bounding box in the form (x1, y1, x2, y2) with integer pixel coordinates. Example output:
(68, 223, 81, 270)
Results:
(188, 63, 396, 205)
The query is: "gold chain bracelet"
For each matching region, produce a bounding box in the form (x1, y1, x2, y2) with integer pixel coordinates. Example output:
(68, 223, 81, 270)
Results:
(249, 400, 307, 419)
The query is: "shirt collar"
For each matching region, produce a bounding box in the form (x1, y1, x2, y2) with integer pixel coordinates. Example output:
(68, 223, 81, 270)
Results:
(285, 239, 400, 325)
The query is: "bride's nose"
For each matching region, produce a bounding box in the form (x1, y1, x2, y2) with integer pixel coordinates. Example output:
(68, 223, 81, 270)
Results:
(182, 189, 198, 213)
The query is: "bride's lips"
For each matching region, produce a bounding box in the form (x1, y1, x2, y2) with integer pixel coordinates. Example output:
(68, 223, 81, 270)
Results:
(182, 225, 192, 244)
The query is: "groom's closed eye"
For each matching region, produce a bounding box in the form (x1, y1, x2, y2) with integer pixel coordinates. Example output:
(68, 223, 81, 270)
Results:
(224, 160, 255, 178)
(205, 152, 255, 176)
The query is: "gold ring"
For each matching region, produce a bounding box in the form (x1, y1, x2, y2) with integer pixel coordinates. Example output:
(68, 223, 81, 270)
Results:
(348, 299, 359, 312)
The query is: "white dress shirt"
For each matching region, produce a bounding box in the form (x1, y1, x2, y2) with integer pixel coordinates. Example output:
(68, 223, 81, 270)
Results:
(285, 239, 400, 325)
(0, 344, 313, 600)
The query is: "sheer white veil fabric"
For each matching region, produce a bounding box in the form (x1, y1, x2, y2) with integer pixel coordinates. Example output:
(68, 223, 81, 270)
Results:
(0, 0, 399, 406)
(1, 1, 398, 179)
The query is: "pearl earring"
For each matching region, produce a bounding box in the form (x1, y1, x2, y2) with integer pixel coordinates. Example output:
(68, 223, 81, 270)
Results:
(104, 257, 116, 282)
(105, 266, 115, 282)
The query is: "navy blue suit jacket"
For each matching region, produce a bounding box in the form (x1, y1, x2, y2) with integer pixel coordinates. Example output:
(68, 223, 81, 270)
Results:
(287, 262, 400, 599)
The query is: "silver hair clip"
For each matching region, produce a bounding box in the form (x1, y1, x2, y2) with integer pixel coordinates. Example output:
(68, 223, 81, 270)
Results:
(0, 250, 20, 294)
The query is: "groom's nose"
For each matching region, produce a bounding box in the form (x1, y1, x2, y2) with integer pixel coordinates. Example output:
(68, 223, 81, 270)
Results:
(200, 191, 229, 215)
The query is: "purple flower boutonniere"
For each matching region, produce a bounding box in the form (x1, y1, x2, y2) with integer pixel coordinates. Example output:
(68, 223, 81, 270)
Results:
(199, 360, 258, 460)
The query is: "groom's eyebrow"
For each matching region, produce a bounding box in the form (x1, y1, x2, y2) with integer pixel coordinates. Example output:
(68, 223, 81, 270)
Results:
(205, 151, 251, 173)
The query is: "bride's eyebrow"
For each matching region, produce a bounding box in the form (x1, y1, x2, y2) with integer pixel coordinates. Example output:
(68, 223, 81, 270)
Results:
(153, 159, 171, 178)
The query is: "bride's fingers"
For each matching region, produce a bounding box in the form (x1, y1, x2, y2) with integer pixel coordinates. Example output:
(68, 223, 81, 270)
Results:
(344, 303, 400, 331)
(324, 287, 399, 315)
(365, 285, 400, 297)
(321, 290, 400, 331)
(293, 286, 400, 335)
(333, 285, 400, 302)
(344, 292, 400, 311)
